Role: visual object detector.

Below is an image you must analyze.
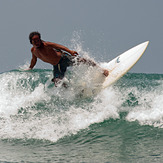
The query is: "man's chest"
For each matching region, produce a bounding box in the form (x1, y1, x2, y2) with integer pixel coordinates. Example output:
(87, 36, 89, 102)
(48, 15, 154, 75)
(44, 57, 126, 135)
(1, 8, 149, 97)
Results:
(34, 48, 55, 57)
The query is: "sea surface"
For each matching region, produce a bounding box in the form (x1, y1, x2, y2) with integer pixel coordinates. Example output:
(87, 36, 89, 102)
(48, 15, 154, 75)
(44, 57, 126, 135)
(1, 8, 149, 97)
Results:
(0, 67, 163, 162)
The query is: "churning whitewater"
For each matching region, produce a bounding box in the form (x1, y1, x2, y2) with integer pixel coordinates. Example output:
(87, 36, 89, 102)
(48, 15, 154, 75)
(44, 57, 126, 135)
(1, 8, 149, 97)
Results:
(0, 67, 163, 142)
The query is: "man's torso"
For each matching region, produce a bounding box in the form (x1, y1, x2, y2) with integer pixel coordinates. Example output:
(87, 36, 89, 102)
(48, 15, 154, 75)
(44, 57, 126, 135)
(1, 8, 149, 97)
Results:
(32, 42, 62, 65)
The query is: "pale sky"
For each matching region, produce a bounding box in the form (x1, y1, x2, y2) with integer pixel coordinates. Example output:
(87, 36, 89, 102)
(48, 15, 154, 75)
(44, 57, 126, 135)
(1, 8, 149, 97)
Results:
(0, 0, 163, 74)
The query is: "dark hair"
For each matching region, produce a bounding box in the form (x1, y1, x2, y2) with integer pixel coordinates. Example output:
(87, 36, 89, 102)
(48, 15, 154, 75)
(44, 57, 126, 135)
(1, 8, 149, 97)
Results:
(29, 31, 41, 44)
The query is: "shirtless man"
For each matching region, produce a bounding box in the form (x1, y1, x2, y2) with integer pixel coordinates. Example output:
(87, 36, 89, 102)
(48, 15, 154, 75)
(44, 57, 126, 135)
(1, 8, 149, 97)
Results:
(27, 31, 109, 86)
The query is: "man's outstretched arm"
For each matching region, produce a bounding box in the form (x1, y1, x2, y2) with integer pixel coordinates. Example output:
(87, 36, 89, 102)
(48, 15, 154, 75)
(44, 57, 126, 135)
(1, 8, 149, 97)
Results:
(29, 53, 37, 69)
(25, 53, 37, 71)
(47, 42, 78, 56)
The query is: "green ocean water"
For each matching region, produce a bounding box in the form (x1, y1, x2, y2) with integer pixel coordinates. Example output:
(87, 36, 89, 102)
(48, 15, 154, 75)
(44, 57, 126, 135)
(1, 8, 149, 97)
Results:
(0, 68, 163, 162)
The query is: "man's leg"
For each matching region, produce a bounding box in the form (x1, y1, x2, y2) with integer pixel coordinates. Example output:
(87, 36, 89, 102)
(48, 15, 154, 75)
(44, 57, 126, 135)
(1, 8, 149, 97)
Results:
(76, 57, 97, 67)
(52, 64, 64, 87)
(76, 57, 109, 76)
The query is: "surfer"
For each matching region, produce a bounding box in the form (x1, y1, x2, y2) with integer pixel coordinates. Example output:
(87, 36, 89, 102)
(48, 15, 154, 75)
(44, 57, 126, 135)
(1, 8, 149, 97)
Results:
(26, 31, 109, 86)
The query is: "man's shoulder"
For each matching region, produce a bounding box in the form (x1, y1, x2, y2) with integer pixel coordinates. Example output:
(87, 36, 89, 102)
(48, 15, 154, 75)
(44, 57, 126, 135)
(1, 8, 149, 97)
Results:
(31, 47, 35, 52)
(43, 41, 54, 46)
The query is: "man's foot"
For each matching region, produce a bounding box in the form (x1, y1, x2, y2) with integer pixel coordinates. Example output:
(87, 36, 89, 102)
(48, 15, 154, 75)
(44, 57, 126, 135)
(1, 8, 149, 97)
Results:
(103, 69, 109, 77)
(62, 82, 68, 88)
(52, 78, 62, 87)
(52, 78, 68, 88)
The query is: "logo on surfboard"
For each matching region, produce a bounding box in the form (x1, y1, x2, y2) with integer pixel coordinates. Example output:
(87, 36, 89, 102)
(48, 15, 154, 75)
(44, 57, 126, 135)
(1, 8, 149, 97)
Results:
(116, 57, 120, 63)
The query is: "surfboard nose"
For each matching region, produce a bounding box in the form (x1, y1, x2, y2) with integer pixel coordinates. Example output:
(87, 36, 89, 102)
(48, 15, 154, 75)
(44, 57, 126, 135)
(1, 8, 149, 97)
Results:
(102, 41, 149, 88)
(142, 41, 149, 47)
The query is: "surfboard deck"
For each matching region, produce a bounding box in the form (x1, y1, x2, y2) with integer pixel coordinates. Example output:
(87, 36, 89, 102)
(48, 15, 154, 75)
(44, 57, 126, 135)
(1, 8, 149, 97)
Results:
(102, 41, 149, 88)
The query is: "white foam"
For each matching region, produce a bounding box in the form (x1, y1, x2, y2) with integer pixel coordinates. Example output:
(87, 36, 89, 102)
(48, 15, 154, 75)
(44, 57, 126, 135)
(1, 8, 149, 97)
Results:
(0, 68, 120, 141)
(126, 93, 163, 128)
(1, 69, 163, 142)
(0, 71, 49, 116)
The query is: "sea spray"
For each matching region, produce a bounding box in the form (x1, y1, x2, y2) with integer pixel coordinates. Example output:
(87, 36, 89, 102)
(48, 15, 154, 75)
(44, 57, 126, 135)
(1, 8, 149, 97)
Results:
(0, 65, 117, 141)
(1, 66, 163, 143)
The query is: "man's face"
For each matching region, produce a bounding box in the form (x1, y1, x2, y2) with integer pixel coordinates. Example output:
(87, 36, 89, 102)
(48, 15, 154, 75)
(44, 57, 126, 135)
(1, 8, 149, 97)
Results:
(32, 35, 41, 48)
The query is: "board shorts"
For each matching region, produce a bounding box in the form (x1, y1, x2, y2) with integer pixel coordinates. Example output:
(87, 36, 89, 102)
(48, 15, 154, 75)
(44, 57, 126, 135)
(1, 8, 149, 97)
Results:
(52, 53, 75, 80)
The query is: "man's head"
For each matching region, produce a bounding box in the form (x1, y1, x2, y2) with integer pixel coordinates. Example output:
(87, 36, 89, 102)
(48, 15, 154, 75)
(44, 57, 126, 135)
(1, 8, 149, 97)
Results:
(29, 31, 41, 44)
(29, 31, 42, 48)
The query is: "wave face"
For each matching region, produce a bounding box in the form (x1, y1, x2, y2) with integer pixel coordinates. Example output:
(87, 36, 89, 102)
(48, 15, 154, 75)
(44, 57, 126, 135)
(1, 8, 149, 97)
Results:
(0, 69, 163, 162)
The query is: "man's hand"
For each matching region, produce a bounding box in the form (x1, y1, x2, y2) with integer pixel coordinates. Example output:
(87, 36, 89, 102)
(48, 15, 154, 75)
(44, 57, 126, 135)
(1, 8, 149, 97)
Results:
(24, 68, 32, 71)
(70, 50, 78, 56)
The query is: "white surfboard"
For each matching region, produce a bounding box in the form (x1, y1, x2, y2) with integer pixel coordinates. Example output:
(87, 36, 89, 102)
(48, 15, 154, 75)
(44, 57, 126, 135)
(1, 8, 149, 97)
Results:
(102, 41, 149, 88)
